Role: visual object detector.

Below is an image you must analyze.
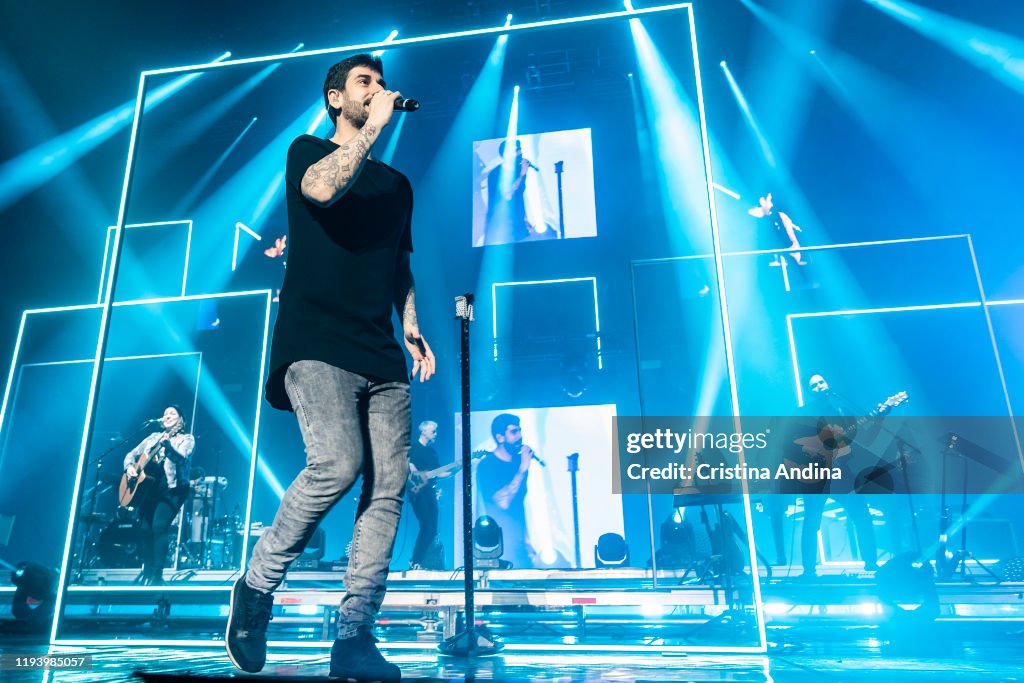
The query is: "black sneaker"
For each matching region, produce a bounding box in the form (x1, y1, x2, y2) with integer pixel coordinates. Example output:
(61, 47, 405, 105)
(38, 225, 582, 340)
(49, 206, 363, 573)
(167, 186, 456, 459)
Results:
(226, 576, 274, 673)
(329, 627, 401, 681)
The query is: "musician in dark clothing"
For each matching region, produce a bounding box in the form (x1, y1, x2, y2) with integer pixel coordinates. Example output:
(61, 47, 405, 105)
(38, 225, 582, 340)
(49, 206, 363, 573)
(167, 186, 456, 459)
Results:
(407, 420, 447, 569)
(748, 192, 806, 266)
(475, 413, 534, 568)
(793, 374, 879, 577)
(122, 405, 195, 585)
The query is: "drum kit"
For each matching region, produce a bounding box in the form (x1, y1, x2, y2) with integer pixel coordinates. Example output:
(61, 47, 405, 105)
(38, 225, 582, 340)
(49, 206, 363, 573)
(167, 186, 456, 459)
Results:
(80, 475, 242, 572)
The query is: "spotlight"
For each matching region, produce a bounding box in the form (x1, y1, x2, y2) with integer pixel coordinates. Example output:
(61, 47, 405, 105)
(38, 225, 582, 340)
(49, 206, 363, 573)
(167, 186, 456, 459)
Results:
(559, 356, 589, 398)
(10, 562, 58, 632)
(473, 516, 511, 569)
(875, 552, 939, 639)
(595, 533, 629, 568)
(505, 13, 513, 27)
(720, 60, 727, 67)
(652, 509, 695, 569)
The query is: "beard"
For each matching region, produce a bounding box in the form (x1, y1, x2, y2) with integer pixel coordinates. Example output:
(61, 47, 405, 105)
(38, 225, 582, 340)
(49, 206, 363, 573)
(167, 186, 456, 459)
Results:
(340, 95, 369, 129)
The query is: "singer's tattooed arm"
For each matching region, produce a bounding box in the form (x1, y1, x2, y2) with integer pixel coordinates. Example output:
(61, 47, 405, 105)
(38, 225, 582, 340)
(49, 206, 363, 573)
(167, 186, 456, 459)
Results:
(300, 124, 380, 206)
(394, 250, 417, 332)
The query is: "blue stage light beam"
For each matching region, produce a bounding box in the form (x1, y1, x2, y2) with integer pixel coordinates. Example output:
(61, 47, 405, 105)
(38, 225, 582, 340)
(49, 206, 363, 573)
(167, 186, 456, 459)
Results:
(735, 1, 840, 163)
(417, 31, 510, 408)
(626, 16, 719, 251)
(862, 0, 1024, 95)
(378, 110, 406, 166)
(475, 85, 521, 316)
(0, 52, 230, 214)
(175, 118, 258, 215)
(0, 45, 110, 244)
(171, 43, 302, 157)
(719, 61, 777, 169)
(187, 99, 324, 286)
(497, 84, 522, 219)
(628, 13, 742, 418)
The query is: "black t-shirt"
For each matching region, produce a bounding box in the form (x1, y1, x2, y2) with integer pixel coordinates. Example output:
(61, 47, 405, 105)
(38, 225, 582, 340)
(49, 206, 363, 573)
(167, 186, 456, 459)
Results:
(266, 135, 413, 410)
(409, 442, 440, 472)
(476, 451, 528, 512)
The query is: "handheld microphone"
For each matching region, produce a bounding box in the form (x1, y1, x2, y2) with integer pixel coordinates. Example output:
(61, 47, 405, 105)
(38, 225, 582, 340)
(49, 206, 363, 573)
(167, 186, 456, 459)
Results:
(145, 418, 163, 424)
(531, 452, 547, 468)
(394, 97, 420, 112)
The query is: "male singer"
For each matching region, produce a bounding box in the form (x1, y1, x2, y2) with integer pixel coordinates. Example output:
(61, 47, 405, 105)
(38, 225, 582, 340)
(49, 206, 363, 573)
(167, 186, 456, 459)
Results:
(226, 54, 434, 680)
(476, 413, 536, 568)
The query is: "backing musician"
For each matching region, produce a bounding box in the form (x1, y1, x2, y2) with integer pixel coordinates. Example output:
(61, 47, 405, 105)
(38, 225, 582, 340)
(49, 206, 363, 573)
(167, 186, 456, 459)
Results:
(123, 405, 195, 585)
(407, 420, 450, 569)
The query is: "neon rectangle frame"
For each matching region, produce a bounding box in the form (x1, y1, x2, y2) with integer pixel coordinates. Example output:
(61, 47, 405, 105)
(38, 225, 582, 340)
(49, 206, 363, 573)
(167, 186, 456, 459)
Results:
(97, 220, 193, 304)
(491, 276, 603, 369)
(0, 351, 202, 487)
(26, 290, 272, 643)
(53, 2, 770, 653)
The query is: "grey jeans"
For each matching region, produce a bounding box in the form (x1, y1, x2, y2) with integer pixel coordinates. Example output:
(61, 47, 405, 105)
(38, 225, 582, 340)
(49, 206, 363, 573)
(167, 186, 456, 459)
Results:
(245, 360, 410, 637)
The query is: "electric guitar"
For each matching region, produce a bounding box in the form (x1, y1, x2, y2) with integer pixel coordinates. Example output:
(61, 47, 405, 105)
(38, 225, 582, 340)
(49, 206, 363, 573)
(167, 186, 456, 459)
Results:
(408, 450, 487, 495)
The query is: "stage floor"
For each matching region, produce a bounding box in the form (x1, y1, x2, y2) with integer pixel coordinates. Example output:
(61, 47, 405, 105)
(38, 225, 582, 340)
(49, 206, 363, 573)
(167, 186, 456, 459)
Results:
(2, 629, 1023, 683)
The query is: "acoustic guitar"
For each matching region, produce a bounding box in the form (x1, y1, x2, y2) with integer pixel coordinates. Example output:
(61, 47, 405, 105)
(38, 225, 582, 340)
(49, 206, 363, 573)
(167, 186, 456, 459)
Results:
(119, 429, 178, 507)
(785, 391, 909, 475)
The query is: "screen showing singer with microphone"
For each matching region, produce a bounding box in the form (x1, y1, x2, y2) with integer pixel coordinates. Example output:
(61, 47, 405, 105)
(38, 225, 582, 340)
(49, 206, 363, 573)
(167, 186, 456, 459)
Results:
(472, 128, 598, 247)
(456, 404, 622, 569)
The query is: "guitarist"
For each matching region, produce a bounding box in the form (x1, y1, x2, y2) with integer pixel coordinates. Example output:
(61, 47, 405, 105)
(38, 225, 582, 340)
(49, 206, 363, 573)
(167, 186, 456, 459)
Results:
(122, 405, 195, 585)
(790, 374, 880, 578)
(407, 420, 449, 570)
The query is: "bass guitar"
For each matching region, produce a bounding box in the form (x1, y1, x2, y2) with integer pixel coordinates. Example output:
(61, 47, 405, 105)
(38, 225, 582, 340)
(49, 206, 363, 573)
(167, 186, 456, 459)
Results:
(409, 450, 487, 495)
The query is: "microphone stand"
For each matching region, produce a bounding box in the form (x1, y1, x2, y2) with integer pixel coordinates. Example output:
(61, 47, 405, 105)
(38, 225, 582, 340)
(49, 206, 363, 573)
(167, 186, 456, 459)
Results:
(554, 161, 565, 239)
(74, 419, 154, 582)
(825, 387, 927, 561)
(567, 453, 581, 568)
(440, 294, 502, 657)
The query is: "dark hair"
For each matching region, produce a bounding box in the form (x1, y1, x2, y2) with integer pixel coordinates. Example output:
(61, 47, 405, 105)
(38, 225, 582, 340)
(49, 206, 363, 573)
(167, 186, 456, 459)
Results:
(490, 413, 520, 440)
(323, 53, 384, 124)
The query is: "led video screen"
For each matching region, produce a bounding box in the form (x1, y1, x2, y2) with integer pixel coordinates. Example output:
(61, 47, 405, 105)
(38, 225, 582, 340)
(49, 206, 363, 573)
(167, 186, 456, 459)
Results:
(472, 128, 597, 247)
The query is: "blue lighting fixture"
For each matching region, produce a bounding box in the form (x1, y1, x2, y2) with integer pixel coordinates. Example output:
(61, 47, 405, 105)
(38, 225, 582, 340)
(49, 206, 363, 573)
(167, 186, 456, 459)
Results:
(473, 516, 510, 569)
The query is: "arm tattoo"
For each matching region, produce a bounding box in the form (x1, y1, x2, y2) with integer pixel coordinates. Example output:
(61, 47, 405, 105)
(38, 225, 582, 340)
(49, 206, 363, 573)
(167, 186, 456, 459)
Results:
(394, 256, 417, 330)
(402, 285, 417, 330)
(301, 124, 379, 205)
